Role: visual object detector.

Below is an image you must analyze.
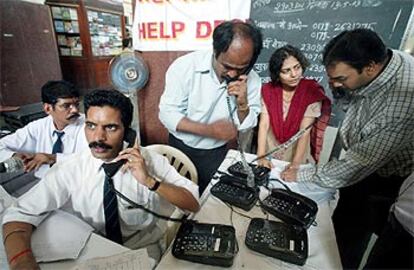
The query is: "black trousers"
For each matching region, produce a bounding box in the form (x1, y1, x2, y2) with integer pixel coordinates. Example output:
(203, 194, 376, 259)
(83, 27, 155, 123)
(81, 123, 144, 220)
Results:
(364, 212, 413, 269)
(168, 134, 227, 195)
(332, 172, 406, 269)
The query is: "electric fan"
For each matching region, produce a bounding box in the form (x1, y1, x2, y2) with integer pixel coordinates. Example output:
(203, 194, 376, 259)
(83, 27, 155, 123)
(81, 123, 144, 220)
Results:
(108, 51, 149, 142)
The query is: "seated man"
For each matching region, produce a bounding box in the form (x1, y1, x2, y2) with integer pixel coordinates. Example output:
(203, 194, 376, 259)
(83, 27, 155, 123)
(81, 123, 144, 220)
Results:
(0, 80, 87, 181)
(2, 89, 200, 270)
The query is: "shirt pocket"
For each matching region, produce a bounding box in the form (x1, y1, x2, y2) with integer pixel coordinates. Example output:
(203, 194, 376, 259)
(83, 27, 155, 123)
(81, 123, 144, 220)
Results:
(116, 177, 152, 227)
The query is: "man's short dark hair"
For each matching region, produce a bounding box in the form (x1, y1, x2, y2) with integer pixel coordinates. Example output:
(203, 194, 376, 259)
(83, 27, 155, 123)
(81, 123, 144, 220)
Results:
(213, 20, 263, 69)
(41, 80, 79, 105)
(269, 45, 309, 84)
(322, 29, 388, 73)
(84, 89, 133, 129)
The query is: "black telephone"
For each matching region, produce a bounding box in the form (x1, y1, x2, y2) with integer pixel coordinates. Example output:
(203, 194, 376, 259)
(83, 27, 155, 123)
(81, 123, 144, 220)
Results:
(172, 221, 237, 267)
(227, 161, 270, 186)
(260, 188, 318, 229)
(100, 128, 137, 175)
(210, 174, 259, 211)
(223, 62, 254, 84)
(245, 218, 308, 266)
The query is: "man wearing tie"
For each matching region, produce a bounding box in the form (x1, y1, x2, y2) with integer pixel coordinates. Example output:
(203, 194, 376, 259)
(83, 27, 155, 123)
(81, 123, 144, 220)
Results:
(0, 80, 88, 182)
(2, 90, 200, 270)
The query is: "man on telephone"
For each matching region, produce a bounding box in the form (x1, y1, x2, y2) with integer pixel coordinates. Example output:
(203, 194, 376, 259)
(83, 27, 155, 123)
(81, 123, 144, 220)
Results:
(159, 20, 263, 194)
(2, 90, 200, 270)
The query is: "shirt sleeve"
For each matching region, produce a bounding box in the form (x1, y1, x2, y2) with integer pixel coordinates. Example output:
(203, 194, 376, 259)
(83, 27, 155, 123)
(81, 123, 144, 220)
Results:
(2, 165, 71, 227)
(304, 101, 322, 118)
(297, 114, 414, 188)
(144, 148, 199, 205)
(158, 60, 188, 132)
(0, 122, 38, 162)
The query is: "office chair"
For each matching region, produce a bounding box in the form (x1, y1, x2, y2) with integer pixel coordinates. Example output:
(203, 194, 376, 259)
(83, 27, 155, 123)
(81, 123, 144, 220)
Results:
(146, 144, 198, 184)
(145, 144, 198, 247)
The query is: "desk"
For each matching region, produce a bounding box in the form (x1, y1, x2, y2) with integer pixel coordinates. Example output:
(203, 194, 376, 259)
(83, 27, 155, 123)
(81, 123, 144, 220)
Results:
(0, 186, 129, 270)
(157, 150, 342, 270)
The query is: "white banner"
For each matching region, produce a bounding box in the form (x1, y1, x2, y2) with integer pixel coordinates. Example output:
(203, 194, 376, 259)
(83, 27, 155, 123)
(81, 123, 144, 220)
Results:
(132, 0, 251, 51)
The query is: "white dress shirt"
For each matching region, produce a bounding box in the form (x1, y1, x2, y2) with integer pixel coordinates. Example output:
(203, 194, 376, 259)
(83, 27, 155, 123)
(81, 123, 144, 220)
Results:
(2, 146, 199, 247)
(392, 172, 414, 236)
(159, 50, 261, 149)
(0, 115, 88, 178)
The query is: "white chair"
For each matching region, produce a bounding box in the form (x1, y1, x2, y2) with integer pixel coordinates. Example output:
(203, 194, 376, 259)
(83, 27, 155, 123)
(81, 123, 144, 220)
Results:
(146, 144, 198, 184)
(145, 144, 198, 248)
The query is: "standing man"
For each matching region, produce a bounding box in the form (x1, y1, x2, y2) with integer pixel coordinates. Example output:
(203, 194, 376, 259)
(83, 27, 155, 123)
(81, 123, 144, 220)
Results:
(0, 80, 87, 188)
(159, 20, 263, 193)
(2, 90, 200, 270)
(281, 29, 414, 269)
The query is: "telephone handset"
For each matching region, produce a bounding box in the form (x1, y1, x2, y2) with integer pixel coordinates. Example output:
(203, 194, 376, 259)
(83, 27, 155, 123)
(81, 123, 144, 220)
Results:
(101, 128, 137, 176)
(124, 128, 137, 148)
(260, 188, 318, 229)
(223, 62, 254, 84)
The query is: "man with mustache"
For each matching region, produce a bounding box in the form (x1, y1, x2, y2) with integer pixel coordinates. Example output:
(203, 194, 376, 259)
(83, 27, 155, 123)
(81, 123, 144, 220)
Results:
(0, 80, 87, 182)
(281, 29, 414, 269)
(2, 89, 200, 270)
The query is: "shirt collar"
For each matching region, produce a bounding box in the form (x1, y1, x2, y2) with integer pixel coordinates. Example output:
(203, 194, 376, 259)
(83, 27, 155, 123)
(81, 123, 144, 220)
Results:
(48, 114, 84, 134)
(92, 141, 131, 174)
(195, 49, 214, 73)
(356, 49, 400, 98)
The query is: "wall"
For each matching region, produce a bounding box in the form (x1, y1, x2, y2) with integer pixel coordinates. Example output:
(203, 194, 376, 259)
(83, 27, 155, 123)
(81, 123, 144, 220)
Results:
(138, 51, 187, 145)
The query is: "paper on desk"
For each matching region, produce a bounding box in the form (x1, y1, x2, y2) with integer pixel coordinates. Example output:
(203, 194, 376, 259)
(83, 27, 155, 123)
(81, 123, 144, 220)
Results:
(71, 249, 150, 270)
(268, 160, 336, 204)
(32, 210, 94, 262)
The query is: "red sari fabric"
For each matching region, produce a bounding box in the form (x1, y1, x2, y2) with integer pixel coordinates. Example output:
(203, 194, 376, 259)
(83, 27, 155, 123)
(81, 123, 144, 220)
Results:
(261, 78, 331, 163)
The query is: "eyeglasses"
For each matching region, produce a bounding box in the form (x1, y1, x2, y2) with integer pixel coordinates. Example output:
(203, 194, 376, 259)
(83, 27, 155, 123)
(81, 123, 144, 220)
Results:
(55, 101, 80, 111)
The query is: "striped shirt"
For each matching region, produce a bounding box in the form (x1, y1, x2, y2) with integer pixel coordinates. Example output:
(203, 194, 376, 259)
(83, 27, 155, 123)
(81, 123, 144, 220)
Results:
(298, 50, 414, 188)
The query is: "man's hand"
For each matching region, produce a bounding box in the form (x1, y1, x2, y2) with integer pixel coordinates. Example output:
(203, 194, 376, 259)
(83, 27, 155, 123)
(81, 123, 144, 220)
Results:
(227, 75, 248, 107)
(207, 119, 237, 141)
(257, 158, 273, 169)
(280, 166, 298, 182)
(114, 147, 153, 188)
(22, 153, 55, 172)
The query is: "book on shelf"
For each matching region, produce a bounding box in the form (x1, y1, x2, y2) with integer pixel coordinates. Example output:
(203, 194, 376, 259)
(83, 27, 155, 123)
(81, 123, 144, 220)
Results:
(66, 36, 81, 48)
(69, 8, 78, 20)
(60, 48, 71, 56)
(54, 20, 65, 32)
(64, 21, 73, 33)
(51, 7, 62, 19)
(61, 8, 71, 20)
(71, 48, 82, 56)
(57, 35, 66, 46)
(72, 21, 80, 33)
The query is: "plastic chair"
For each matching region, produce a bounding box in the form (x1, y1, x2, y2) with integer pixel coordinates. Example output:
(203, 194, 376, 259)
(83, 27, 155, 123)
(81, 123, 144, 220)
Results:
(145, 144, 199, 248)
(146, 144, 198, 184)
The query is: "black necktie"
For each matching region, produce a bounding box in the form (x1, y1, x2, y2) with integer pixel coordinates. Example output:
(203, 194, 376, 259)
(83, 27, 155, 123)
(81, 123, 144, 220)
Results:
(102, 164, 123, 244)
(52, 131, 64, 154)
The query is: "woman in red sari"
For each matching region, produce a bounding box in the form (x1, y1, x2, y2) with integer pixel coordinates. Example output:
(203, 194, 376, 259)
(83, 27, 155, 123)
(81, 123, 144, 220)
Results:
(257, 45, 331, 169)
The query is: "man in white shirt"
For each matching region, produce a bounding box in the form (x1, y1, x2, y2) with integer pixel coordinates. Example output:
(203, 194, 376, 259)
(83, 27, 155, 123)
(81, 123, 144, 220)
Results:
(0, 80, 87, 180)
(159, 20, 263, 193)
(363, 172, 414, 269)
(2, 89, 200, 270)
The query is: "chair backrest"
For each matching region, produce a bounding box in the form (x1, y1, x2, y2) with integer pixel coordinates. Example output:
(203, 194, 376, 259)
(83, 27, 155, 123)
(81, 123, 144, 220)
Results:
(145, 144, 198, 184)
(145, 144, 199, 248)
